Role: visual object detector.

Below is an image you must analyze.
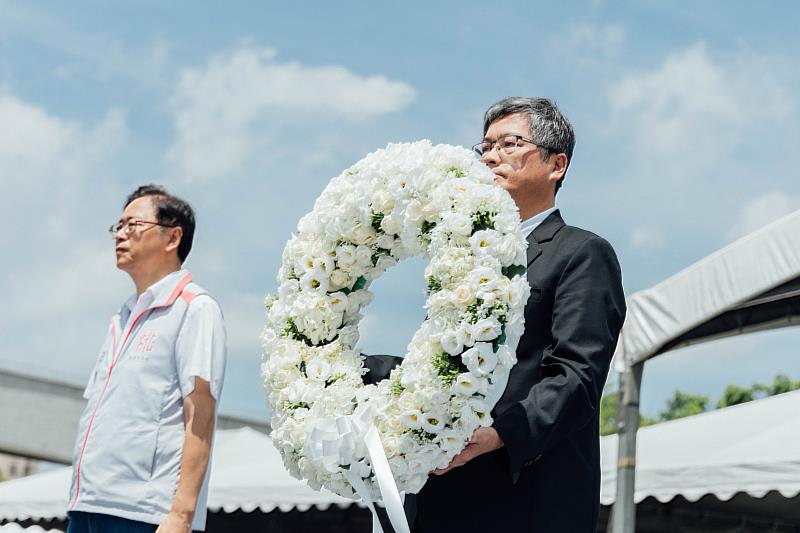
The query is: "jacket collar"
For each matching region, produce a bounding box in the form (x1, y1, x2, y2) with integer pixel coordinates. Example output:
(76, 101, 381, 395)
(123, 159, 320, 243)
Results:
(120, 269, 193, 317)
(526, 210, 565, 266)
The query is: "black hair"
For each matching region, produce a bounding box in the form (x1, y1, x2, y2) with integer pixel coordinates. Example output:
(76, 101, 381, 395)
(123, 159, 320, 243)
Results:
(124, 184, 196, 263)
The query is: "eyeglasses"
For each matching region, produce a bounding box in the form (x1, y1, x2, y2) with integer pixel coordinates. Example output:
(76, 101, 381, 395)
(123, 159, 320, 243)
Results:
(109, 219, 176, 238)
(472, 135, 556, 157)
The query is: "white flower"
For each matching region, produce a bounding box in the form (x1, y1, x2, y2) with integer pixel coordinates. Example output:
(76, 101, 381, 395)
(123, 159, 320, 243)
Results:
(306, 358, 332, 382)
(442, 213, 473, 237)
(328, 292, 349, 313)
(329, 269, 350, 290)
(468, 266, 499, 291)
(469, 229, 501, 256)
(456, 325, 476, 349)
(420, 412, 447, 433)
(262, 140, 529, 499)
(300, 270, 330, 294)
(453, 373, 481, 396)
(470, 316, 503, 342)
(355, 245, 373, 267)
(399, 409, 423, 429)
(453, 284, 476, 306)
(440, 330, 463, 356)
(335, 244, 357, 267)
(462, 342, 498, 376)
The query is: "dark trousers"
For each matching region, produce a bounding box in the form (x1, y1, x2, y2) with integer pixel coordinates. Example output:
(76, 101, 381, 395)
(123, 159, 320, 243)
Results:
(67, 511, 157, 533)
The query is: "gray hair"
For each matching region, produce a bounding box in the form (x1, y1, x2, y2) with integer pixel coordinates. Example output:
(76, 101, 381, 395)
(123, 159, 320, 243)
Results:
(483, 97, 575, 191)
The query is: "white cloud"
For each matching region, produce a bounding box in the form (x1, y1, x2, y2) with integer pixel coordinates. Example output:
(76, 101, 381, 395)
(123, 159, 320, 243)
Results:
(167, 46, 416, 180)
(0, 3, 171, 87)
(630, 226, 665, 252)
(727, 190, 800, 240)
(608, 43, 794, 178)
(559, 23, 624, 63)
(0, 89, 126, 186)
(0, 90, 128, 377)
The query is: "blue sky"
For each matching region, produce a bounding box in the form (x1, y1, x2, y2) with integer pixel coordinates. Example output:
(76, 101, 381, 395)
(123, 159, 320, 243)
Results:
(1, 1, 798, 420)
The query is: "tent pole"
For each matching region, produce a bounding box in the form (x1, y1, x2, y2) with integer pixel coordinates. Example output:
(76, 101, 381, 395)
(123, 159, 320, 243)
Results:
(611, 361, 643, 533)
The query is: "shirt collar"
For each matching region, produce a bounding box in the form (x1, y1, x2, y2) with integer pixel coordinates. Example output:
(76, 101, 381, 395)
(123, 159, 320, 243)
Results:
(121, 269, 190, 317)
(520, 206, 558, 240)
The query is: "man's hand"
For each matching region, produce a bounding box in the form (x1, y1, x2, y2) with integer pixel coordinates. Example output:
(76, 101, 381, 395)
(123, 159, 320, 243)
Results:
(432, 427, 504, 475)
(156, 511, 193, 533)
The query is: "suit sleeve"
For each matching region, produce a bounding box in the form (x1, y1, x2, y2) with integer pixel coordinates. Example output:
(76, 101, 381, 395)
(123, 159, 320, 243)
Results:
(492, 235, 626, 475)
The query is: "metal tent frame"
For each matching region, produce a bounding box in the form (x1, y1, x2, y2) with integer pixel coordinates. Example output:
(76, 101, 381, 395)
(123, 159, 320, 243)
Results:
(609, 210, 800, 533)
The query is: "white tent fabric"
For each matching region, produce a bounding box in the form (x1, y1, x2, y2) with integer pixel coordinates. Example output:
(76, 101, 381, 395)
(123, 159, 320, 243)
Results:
(0, 427, 356, 522)
(614, 209, 800, 370)
(0, 525, 62, 533)
(4, 393, 798, 523)
(600, 389, 800, 505)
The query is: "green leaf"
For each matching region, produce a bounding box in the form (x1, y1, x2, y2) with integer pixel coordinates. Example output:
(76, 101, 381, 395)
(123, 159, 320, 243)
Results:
(492, 325, 507, 353)
(421, 220, 437, 235)
(502, 264, 527, 278)
(447, 166, 466, 178)
(471, 210, 496, 233)
(352, 276, 367, 292)
(371, 211, 385, 232)
(431, 352, 460, 385)
(427, 276, 442, 294)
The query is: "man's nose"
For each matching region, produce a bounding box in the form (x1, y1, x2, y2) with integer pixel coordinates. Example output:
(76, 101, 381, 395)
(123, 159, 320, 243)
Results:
(481, 147, 500, 166)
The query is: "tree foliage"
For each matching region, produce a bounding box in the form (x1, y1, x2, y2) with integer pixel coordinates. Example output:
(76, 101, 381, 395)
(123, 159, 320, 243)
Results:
(599, 373, 799, 435)
(659, 390, 709, 421)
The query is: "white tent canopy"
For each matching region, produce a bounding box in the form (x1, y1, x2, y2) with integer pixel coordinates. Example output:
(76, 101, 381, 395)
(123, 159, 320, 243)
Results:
(3, 393, 799, 525)
(0, 428, 356, 523)
(601, 389, 800, 508)
(614, 209, 800, 371)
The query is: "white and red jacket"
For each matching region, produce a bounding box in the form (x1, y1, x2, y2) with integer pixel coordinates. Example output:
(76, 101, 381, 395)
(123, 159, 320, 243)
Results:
(69, 269, 226, 531)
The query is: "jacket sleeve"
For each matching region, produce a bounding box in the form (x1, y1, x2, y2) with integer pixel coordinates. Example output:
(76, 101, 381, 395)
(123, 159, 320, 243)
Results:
(492, 235, 626, 475)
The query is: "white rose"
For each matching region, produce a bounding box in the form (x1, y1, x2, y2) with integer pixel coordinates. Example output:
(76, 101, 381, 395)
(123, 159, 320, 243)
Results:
(355, 245, 373, 267)
(453, 284, 476, 306)
(335, 244, 357, 267)
(329, 269, 350, 289)
(470, 316, 502, 342)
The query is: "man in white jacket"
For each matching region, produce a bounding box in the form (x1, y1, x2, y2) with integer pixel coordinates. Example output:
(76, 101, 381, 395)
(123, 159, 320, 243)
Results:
(68, 185, 227, 533)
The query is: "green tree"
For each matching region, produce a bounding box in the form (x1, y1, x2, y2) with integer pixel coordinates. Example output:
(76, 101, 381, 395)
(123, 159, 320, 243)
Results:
(717, 384, 753, 408)
(659, 390, 709, 421)
(769, 373, 800, 395)
(599, 391, 619, 436)
(599, 391, 657, 435)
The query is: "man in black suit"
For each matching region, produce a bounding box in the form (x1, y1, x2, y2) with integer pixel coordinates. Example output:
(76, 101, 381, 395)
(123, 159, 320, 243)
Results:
(407, 97, 626, 532)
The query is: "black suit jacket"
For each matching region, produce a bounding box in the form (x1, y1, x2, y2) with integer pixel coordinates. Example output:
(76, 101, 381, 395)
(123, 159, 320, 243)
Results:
(411, 210, 626, 533)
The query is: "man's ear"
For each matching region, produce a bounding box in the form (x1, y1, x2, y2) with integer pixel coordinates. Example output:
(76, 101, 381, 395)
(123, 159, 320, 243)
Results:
(549, 153, 569, 182)
(165, 227, 183, 254)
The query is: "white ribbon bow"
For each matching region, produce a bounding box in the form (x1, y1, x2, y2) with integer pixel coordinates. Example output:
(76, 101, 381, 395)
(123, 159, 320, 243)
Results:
(305, 403, 410, 533)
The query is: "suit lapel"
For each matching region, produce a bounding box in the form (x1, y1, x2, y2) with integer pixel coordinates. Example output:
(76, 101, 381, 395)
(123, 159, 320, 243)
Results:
(526, 210, 565, 267)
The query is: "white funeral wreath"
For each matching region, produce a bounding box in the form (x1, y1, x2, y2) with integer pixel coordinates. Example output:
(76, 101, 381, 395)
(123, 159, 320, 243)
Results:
(262, 140, 530, 503)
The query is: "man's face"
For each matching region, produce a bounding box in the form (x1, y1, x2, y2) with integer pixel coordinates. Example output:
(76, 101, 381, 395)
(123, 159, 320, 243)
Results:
(481, 113, 561, 213)
(114, 197, 172, 273)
